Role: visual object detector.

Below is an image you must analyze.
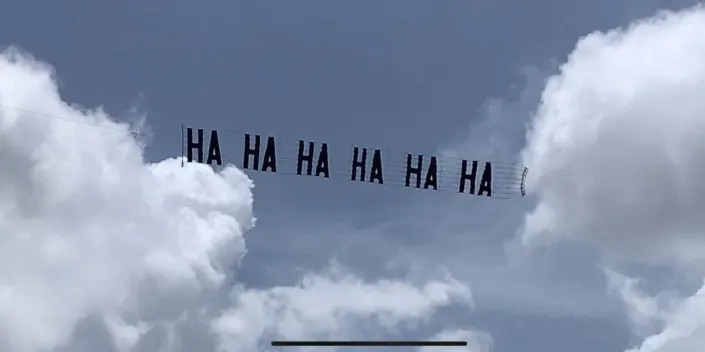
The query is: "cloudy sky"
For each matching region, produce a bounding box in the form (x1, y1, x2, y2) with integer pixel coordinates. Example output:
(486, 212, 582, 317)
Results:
(1, 1, 705, 351)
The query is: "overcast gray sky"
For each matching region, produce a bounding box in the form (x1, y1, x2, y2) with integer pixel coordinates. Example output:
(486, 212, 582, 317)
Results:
(1, 1, 704, 352)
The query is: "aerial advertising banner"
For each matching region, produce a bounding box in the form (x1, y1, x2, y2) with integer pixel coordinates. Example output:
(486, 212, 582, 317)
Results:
(181, 126, 528, 199)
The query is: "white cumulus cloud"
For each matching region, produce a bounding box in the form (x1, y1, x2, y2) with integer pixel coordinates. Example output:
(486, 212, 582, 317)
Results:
(213, 266, 472, 352)
(0, 47, 479, 352)
(624, 281, 705, 352)
(516, 4, 705, 352)
(519, 5, 705, 266)
(417, 329, 492, 352)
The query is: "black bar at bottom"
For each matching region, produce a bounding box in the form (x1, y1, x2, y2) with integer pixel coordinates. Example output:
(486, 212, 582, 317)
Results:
(271, 341, 467, 347)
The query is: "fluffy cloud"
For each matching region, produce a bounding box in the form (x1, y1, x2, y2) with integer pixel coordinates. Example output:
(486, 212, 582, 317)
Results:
(604, 269, 677, 338)
(624, 282, 705, 352)
(517, 4, 705, 351)
(213, 266, 472, 352)
(0, 46, 255, 352)
(417, 329, 492, 352)
(519, 4, 705, 266)
(608, 270, 705, 352)
(0, 47, 477, 352)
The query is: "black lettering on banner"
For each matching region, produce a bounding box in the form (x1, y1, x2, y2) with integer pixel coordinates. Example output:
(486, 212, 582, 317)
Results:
(206, 130, 222, 165)
(405, 154, 423, 188)
(369, 149, 383, 184)
(243, 134, 276, 172)
(186, 128, 221, 165)
(406, 154, 438, 190)
(298, 140, 330, 178)
(187, 128, 204, 163)
(243, 134, 260, 170)
(424, 156, 438, 190)
(262, 136, 277, 172)
(351, 147, 367, 181)
(458, 160, 478, 194)
(315, 143, 330, 178)
(297, 140, 315, 175)
(181, 129, 508, 197)
(478, 162, 492, 197)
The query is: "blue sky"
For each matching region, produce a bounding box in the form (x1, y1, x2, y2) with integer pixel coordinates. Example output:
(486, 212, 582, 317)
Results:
(1, 1, 704, 351)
